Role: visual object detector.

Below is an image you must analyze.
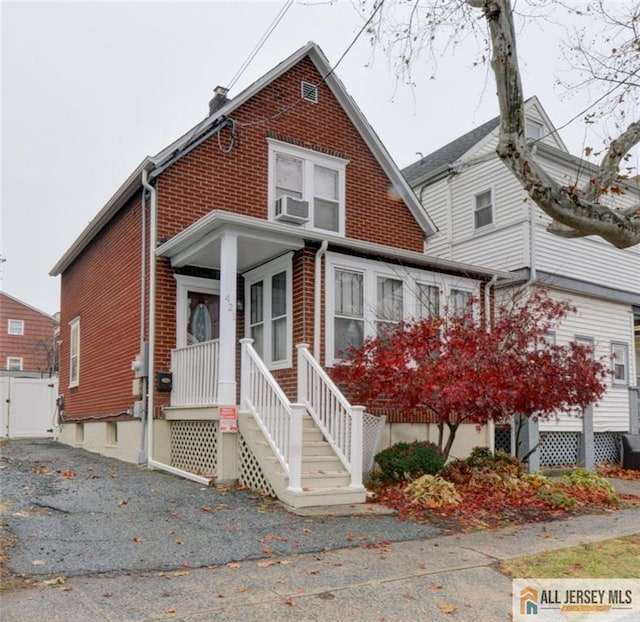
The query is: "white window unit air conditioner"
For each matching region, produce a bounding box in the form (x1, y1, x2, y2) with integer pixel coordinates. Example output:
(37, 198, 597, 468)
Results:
(274, 196, 309, 224)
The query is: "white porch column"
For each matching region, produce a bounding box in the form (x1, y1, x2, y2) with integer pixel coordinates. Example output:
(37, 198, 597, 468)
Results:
(217, 231, 238, 483)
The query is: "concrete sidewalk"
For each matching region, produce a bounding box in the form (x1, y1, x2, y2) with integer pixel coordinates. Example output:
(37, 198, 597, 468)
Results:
(3, 508, 639, 622)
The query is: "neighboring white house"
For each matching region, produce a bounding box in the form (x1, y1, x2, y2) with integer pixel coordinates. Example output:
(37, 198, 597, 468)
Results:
(403, 97, 640, 468)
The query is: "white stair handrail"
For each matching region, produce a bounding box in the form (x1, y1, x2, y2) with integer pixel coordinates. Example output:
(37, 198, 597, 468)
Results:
(240, 338, 303, 492)
(297, 343, 364, 490)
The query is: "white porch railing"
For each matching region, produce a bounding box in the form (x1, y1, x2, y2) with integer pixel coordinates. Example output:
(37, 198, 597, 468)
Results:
(170, 339, 219, 406)
(297, 343, 364, 490)
(240, 338, 304, 492)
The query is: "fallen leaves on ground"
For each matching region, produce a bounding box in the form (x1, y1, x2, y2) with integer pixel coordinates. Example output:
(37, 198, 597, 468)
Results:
(437, 602, 457, 614)
(597, 464, 640, 481)
(372, 465, 630, 531)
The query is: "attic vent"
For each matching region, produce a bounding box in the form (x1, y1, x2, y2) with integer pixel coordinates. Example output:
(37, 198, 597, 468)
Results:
(301, 81, 318, 103)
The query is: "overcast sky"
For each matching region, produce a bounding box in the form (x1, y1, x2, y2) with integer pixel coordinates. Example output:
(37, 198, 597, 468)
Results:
(2, 0, 636, 316)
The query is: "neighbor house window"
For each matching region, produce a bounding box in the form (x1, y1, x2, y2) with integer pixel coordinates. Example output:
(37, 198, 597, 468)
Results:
(474, 189, 493, 229)
(7, 357, 23, 371)
(269, 139, 347, 235)
(69, 317, 80, 387)
(244, 255, 292, 369)
(8, 319, 24, 335)
(611, 342, 629, 385)
(575, 335, 595, 358)
(416, 284, 440, 318)
(333, 269, 364, 358)
(525, 118, 543, 140)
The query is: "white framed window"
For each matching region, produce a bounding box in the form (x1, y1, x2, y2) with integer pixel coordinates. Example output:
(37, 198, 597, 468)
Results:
(575, 335, 595, 358)
(325, 253, 479, 364)
(525, 118, 543, 140)
(611, 342, 629, 385)
(8, 319, 24, 335)
(268, 139, 348, 235)
(416, 283, 440, 319)
(6, 357, 23, 371)
(450, 289, 472, 317)
(474, 189, 493, 229)
(244, 254, 293, 369)
(174, 275, 220, 349)
(69, 317, 80, 387)
(334, 268, 365, 358)
(376, 276, 404, 336)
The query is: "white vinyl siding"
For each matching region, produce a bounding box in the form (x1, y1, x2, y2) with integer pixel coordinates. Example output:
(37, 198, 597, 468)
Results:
(69, 317, 80, 388)
(533, 290, 634, 433)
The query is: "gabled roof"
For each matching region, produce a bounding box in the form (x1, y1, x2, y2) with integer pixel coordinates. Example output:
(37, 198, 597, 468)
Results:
(0, 291, 58, 320)
(51, 42, 435, 276)
(402, 96, 568, 186)
(402, 115, 500, 185)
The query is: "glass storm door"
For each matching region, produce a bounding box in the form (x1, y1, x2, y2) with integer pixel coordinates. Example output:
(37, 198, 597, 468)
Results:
(187, 291, 220, 344)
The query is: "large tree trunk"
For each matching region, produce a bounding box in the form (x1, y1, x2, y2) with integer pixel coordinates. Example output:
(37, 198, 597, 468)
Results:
(475, 0, 640, 249)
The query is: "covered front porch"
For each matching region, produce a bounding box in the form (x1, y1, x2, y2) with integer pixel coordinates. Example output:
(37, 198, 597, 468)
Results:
(154, 212, 384, 507)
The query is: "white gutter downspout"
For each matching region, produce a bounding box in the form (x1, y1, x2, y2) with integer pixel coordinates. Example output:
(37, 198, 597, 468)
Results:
(485, 273, 498, 452)
(314, 240, 329, 361)
(141, 170, 211, 486)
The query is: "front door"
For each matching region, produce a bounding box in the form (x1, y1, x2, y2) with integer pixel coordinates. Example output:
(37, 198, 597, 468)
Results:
(187, 291, 219, 345)
(175, 275, 220, 349)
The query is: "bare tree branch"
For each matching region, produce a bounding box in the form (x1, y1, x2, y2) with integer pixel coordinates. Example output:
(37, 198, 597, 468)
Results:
(476, 0, 640, 248)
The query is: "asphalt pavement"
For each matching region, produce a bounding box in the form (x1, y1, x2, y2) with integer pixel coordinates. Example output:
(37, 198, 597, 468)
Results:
(1, 438, 639, 621)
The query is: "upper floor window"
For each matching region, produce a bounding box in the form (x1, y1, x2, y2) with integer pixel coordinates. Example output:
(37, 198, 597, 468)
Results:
(611, 342, 629, 385)
(525, 118, 543, 140)
(8, 319, 24, 335)
(268, 139, 347, 235)
(244, 254, 292, 369)
(474, 189, 493, 229)
(575, 335, 595, 358)
(69, 317, 80, 387)
(7, 357, 23, 371)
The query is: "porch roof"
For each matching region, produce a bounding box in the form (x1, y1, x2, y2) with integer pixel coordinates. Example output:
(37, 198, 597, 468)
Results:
(156, 211, 513, 280)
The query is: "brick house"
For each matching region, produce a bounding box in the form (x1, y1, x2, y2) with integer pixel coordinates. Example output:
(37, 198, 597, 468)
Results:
(50, 43, 503, 507)
(0, 291, 58, 377)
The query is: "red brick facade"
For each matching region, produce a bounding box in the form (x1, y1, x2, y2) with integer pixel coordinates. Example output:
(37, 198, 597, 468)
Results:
(0, 292, 58, 375)
(56, 50, 447, 421)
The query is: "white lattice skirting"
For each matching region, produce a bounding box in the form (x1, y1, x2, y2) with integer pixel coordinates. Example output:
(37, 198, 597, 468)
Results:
(170, 420, 218, 478)
(237, 434, 276, 497)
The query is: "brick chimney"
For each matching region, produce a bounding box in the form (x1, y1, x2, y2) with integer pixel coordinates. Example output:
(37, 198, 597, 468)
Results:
(209, 86, 229, 116)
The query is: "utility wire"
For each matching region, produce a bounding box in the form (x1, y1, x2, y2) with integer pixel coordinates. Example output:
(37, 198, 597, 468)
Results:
(235, 0, 383, 128)
(227, 0, 295, 91)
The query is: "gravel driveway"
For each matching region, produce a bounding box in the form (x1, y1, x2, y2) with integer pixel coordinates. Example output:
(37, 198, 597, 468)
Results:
(0, 439, 440, 578)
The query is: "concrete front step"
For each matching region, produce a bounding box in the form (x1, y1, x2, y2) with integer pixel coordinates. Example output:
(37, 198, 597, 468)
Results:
(270, 467, 351, 489)
(278, 486, 367, 508)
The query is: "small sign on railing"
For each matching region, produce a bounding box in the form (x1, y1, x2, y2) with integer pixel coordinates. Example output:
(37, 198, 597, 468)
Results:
(219, 406, 238, 433)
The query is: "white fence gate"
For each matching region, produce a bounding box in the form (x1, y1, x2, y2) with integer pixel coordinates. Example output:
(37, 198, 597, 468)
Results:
(0, 377, 58, 438)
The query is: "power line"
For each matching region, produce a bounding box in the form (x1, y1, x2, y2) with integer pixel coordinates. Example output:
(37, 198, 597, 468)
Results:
(227, 0, 295, 91)
(235, 0, 383, 128)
